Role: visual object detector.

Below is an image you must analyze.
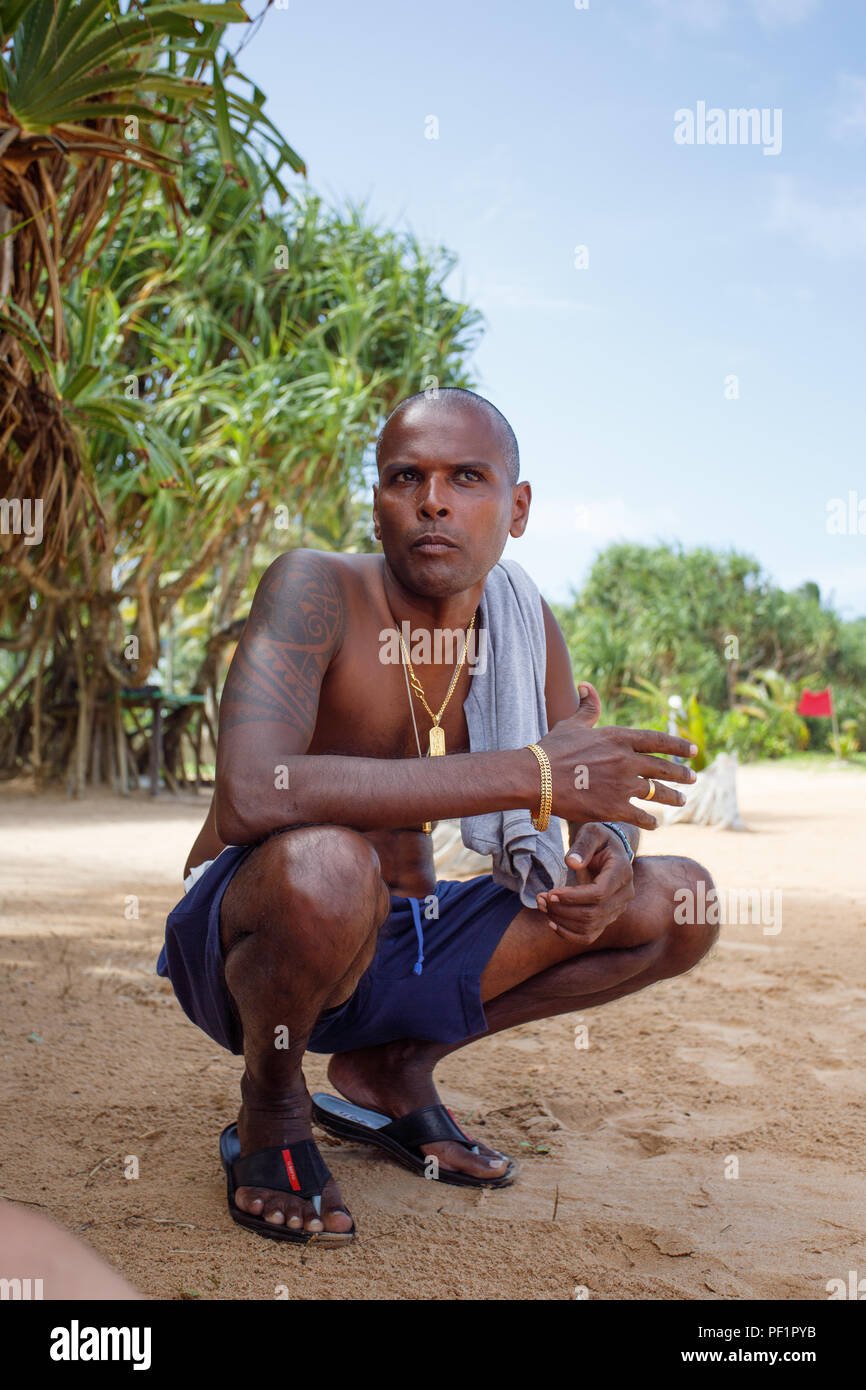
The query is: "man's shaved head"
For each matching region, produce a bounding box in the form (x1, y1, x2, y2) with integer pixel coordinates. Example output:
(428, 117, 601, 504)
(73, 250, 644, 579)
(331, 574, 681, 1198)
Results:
(372, 384, 531, 599)
(375, 387, 520, 485)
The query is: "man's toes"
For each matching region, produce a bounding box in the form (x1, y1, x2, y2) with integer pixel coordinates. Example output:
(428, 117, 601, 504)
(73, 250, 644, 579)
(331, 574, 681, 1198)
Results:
(234, 1184, 352, 1234)
(320, 1180, 353, 1234)
(261, 1194, 291, 1226)
(322, 1209, 354, 1234)
(471, 1138, 508, 1164)
(425, 1141, 509, 1179)
(238, 1189, 301, 1228)
(282, 1196, 307, 1231)
(234, 1185, 267, 1216)
(302, 1202, 324, 1233)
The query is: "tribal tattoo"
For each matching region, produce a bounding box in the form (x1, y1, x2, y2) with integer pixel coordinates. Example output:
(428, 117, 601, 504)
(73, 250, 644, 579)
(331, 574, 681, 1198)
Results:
(218, 550, 345, 738)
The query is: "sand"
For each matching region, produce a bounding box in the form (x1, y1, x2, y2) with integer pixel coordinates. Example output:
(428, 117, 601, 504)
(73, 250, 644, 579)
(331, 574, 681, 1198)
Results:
(1, 764, 864, 1301)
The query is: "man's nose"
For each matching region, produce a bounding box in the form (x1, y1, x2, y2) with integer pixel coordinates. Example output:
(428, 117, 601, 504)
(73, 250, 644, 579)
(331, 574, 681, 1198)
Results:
(418, 480, 450, 518)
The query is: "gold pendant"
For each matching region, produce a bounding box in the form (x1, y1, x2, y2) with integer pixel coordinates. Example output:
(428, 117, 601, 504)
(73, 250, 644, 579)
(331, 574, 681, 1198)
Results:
(428, 724, 446, 756)
(424, 724, 445, 830)
(422, 821, 432, 834)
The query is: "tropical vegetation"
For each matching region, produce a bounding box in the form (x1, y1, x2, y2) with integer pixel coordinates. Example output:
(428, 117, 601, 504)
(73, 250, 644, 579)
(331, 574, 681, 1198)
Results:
(551, 544, 866, 763)
(1, 4, 862, 792)
(0, 0, 481, 790)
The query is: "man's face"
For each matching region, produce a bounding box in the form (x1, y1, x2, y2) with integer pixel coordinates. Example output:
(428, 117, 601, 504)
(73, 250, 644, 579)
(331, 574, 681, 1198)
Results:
(373, 400, 530, 597)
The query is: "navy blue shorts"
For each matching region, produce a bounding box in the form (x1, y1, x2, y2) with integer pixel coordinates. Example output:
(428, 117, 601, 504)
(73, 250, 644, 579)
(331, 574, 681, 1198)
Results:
(156, 846, 525, 1056)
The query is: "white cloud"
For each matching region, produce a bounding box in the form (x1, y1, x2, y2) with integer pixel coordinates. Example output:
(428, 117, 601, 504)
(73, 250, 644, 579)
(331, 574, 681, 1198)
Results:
(767, 175, 866, 259)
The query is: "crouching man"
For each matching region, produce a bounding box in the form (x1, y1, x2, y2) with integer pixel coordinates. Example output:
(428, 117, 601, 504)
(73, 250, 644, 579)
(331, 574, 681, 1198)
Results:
(157, 388, 717, 1244)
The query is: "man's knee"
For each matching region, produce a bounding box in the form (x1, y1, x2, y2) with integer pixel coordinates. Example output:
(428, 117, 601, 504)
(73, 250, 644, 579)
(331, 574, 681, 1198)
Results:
(664, 856, 719, 976)
(222, 823, 390, 952)
(269, 823, 386, 908)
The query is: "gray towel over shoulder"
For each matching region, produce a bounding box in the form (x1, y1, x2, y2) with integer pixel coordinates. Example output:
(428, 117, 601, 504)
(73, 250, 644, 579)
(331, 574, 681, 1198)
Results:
(460, 557, 568, 908)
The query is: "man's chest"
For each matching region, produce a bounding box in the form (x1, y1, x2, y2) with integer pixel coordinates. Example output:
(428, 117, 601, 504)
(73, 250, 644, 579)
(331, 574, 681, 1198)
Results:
(308, 622, 475, 761)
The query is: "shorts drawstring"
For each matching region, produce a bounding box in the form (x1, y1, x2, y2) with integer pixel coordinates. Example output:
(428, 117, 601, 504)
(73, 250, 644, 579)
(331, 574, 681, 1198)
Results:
(409, 896, 425, 976)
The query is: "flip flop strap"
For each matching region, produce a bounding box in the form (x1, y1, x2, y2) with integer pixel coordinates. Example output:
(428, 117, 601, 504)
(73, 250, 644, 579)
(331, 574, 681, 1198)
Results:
(232, 1139, 331, 1199)
(380, 1104, 472, 1153)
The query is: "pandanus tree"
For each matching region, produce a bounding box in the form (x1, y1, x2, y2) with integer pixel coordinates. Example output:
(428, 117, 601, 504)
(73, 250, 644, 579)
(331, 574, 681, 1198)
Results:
(0, 3, 483, 791)
(0, 0, 301, 570)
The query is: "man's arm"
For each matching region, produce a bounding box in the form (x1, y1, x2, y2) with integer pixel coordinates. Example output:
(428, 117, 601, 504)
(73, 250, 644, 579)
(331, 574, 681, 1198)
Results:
(214, 554, 693, 846)
(215, 549, 540, 844)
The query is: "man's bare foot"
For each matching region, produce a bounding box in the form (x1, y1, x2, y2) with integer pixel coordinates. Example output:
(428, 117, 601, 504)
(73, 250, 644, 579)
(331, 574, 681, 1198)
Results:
(233, 1087, 354, 1236)
(326, 1044, 512, 1182)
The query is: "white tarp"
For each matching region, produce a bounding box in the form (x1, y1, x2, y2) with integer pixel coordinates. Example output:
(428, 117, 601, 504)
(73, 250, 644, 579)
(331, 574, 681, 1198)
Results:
(660, 750, 748, 831)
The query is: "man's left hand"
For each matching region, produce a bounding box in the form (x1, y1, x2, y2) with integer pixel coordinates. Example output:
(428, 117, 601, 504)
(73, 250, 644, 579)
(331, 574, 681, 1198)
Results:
(535, 823, 635, 944)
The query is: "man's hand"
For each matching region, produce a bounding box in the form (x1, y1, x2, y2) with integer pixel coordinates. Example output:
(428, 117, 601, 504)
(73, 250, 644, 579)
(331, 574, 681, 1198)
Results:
(539, 681, 697, 830)
(535, 822, 635, 944)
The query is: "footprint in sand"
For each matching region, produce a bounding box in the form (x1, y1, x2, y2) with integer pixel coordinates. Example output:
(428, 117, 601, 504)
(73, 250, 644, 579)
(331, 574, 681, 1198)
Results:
(809, 1065, 866, 1092)
(687, 1020, 768, 1049)
(675, 1046, 762, 1087)
(599, 1106, 765, 1158)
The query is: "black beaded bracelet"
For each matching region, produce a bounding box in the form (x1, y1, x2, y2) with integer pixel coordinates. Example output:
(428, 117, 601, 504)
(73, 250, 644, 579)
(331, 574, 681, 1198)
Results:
(600, 821, 635, 862)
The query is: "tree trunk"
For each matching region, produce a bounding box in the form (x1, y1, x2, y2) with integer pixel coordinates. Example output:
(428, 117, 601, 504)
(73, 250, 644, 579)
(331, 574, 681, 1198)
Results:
(72, 621, 88, 797)
(115, 690, 128, 795)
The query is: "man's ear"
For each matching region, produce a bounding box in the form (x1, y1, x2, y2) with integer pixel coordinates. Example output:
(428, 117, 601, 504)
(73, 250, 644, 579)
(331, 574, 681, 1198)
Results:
(372, 483, 380, 538)
(509, 481, 531, 539)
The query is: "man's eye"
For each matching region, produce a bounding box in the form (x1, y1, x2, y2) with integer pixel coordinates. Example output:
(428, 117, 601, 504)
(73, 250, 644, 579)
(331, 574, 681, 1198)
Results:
(460, 469, 482, 480)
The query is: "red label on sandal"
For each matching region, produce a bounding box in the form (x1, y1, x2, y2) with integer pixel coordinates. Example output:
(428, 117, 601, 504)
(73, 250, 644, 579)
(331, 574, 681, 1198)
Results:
(281, 1149, 301, 1190)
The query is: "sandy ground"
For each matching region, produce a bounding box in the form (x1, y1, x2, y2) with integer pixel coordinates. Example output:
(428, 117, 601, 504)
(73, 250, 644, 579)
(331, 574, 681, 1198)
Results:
(1, 764, 864, 1301)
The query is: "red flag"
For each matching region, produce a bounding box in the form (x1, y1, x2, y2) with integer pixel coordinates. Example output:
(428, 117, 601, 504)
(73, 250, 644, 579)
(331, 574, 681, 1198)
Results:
(797, 687, 834, 718)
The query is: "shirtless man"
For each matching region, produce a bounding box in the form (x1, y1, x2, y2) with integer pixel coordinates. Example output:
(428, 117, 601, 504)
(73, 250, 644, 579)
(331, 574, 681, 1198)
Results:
(158, 387, 716, 1244)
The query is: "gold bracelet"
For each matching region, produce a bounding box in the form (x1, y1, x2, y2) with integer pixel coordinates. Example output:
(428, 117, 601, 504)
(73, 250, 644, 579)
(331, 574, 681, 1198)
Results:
(525, 743, 552, 832)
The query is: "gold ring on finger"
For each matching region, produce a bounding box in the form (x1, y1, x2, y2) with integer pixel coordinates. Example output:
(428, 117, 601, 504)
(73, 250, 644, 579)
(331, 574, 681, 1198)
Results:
(645, 778, 656, 801)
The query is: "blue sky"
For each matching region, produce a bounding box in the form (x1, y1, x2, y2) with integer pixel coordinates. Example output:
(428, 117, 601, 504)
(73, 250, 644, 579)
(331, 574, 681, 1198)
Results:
(235, 0, 866, 616)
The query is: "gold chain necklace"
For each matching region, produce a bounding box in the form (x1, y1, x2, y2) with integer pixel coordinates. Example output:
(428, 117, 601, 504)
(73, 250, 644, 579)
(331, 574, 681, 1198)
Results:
(392, 608, 478, 834)
(397, 610, 477, 757)
(399, 642, 432, 833)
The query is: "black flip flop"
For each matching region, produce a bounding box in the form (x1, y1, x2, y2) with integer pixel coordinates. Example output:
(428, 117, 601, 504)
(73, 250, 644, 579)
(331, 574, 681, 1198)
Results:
(219, 1122, 355, 1245)
(311, 1093, 516, 1189)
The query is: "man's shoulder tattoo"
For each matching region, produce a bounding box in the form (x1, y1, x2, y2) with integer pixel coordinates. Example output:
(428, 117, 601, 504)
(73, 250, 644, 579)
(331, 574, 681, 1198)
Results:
(219, 550, 346, 734)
